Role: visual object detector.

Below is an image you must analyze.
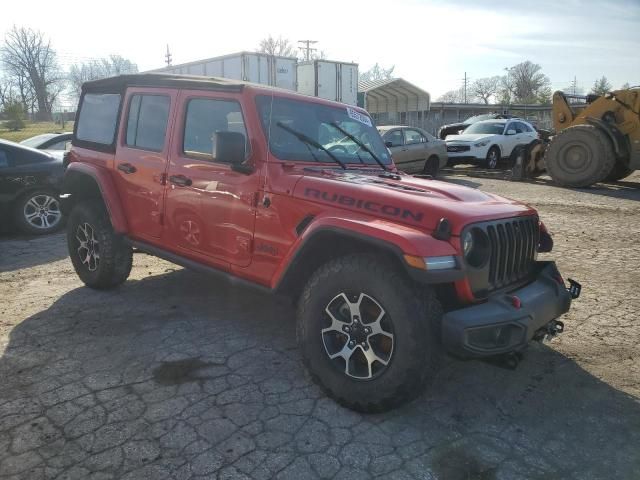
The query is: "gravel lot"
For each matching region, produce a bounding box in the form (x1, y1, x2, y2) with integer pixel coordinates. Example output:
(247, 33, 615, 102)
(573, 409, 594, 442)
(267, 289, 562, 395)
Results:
(1, 172, 639, 480)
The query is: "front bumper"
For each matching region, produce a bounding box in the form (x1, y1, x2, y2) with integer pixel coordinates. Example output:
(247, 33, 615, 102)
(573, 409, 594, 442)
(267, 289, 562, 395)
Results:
(442, 262, 576, 358)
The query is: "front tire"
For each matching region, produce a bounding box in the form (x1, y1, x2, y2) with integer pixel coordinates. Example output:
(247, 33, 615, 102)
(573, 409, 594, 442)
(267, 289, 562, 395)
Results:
(544, 125, 616, 187)
(484, 146, 500, 169)
(67, 201, 132, 289)
(604, 159, 633, 182)
(297, 254, 443, 412)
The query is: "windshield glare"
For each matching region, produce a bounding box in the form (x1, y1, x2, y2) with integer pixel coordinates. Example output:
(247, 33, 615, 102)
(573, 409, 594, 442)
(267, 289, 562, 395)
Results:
(463, 122, 505, 135)
(256, 95, 391, 166)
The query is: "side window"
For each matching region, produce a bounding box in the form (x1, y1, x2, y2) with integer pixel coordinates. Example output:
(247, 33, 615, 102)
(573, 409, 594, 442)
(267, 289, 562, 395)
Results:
(76, 93, 121, 145)
(405, 129, 425, 145)
(183, 98, 247, 161)
(514, 122, 526, 134)
(126, 94, 171, 151)
(0, 150, 9, 168)
(384, 130, 403, 147)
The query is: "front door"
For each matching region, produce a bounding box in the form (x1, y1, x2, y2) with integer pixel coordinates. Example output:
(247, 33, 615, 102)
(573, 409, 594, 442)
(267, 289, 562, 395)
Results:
(384, 129, 407, 166)
(114, 88, 176, 239)
(164, 91, 260, 267)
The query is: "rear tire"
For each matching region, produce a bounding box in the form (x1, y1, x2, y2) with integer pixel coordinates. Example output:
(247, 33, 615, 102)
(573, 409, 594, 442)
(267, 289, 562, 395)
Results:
(544, 125, 616, 187)
(297, 254, 443, 412)
(422, 155, 440, 177)
(67, 201, 132, 289)
(14, 189, 63, 235)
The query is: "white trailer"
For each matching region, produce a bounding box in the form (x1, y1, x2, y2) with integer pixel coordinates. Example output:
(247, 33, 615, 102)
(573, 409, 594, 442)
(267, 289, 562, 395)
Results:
(151, 52, 297, 91)
(296, 60, 359, 105)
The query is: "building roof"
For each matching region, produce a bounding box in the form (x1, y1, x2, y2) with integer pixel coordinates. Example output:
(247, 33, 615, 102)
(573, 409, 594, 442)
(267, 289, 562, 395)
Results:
(358, 78, 430, 113)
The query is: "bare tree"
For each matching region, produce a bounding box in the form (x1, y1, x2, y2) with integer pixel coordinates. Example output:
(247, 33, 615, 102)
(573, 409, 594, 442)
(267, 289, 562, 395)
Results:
(621, 82, 631, 89)
(471, 76, 500, 104)
(359, 63, 395, 82)
(68, 55, 138, 101)
(503, 61, 551, 104)
(437, 87, 464, 103)
(1, 26, 63, 119)
(257, 35, 296, 57)
(589, 76, 612, 96)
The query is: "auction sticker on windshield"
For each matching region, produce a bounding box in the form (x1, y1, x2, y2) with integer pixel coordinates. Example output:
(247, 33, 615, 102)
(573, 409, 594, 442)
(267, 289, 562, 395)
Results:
(346, 107, 372, 127)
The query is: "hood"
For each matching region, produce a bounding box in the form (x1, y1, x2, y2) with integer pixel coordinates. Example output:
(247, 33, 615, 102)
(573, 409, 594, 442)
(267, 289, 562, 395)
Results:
(446, 133, 496, 143)
(292, 168, 535, 235)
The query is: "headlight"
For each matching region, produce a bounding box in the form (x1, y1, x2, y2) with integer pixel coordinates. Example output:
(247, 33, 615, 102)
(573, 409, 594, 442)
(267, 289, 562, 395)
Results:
(462, 231, 474, 257)
(474, 140, 490, 147)
(462, 228, 490, 268)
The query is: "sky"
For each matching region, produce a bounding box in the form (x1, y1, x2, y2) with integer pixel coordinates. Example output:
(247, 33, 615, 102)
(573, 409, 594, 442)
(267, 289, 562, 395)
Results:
(2, 0, 639, 108)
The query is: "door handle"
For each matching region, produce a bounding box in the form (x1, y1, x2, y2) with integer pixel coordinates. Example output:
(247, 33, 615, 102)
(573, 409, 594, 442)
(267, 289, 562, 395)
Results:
(117, 163, 137, 174)
(169, 174, 192, 187)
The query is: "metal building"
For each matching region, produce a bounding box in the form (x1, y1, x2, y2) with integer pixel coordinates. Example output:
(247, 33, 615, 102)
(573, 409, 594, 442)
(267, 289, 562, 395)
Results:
(358, 78, 431, 128)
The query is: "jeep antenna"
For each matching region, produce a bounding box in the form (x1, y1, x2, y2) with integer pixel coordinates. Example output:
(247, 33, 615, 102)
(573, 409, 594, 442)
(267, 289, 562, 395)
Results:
(298, 40, 318, 61)
(165, 45, 172, 67)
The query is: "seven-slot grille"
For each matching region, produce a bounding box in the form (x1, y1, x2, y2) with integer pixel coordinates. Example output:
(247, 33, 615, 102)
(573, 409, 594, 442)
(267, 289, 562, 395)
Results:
(485, 216, 539, 291)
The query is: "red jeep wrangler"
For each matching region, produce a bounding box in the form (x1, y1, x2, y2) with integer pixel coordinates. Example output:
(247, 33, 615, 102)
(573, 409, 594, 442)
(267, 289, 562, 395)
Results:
(62, 74, 579, 412)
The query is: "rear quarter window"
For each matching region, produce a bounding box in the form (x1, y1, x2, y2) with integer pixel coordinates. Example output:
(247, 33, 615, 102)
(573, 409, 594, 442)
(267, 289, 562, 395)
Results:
(76, 93, 121, 145)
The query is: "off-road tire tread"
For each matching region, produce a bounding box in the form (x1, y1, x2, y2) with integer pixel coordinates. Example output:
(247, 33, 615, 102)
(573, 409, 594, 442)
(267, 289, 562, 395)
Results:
(67, 201, 132, 289)
(544, 125, 616, 187)
(604, 160, 633, 182)
(297, 254, 443, 413)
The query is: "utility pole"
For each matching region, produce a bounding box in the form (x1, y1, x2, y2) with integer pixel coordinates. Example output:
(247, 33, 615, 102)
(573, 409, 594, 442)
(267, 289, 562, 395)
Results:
(298, 40, 318, 62)
(570, 76, 577, 95)
(165, 45, 172, 67)
(462, 72, 470, 103)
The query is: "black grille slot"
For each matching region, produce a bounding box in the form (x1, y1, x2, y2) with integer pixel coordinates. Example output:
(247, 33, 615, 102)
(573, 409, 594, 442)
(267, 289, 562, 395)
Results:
(470, 216, 539, 294)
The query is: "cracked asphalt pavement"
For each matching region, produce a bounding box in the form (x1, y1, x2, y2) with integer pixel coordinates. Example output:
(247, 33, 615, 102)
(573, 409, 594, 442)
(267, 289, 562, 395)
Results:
(1, 173, 639, 479)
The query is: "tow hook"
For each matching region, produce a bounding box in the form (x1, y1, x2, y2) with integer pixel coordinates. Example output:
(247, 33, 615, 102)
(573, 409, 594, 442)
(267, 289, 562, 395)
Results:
(567, 278, 581, 299)
(533, 319, 565, 342)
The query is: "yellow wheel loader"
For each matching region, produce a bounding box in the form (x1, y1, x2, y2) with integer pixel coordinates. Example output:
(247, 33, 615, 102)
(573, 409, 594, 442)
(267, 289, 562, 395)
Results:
(542, 87, 640, 187)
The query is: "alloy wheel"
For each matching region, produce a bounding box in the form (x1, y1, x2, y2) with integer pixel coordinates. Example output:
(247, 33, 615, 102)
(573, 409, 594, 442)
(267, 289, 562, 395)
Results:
(23, 194, 61, 230)
(76, 222, 100, 272)
(321, 292, 394, 380)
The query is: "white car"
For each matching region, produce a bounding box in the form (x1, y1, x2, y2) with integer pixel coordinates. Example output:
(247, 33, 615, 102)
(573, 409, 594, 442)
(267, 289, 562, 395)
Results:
(445, 119, 538, 169)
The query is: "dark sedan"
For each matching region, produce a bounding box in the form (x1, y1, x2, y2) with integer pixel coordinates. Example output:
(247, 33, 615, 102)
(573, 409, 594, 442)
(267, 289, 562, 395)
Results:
(437, 113, 515, 140)
(0, 139, 65, 234)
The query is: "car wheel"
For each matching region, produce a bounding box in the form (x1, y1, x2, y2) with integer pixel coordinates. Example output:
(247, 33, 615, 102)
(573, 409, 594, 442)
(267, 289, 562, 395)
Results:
(485, 146, 500, 169)
(297, 254, 443, 412)
(67, 200, 133, 289)
(422, 156, 440, 177)
(14, 190, 63, 235)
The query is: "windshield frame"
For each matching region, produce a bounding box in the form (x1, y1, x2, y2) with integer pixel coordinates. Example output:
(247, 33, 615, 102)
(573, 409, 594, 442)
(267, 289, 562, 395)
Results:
(255, 94, 393, 168)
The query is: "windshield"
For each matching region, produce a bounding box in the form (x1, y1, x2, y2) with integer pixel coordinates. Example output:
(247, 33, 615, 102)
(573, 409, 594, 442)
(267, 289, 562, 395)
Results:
(256, 95, 392, 166)
(20, 134, 56, 148)
(463, 122, 505, 135)
(463, 114, 495, 124)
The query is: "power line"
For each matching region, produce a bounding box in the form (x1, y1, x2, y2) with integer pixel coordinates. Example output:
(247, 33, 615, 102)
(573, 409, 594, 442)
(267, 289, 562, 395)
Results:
(297, 40, 317, 62)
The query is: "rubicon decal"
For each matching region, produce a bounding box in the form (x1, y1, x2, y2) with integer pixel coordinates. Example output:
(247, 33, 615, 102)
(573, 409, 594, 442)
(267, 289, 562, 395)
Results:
(304, 188, 424, 222)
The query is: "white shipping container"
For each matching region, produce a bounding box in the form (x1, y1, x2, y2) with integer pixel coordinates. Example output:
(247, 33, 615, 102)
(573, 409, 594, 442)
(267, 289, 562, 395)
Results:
(150, 52, 297, 90)
(296, 60, 359, 105)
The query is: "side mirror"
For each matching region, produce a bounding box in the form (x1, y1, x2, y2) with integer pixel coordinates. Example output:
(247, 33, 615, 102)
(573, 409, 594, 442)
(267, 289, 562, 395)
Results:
(214, 131, 251, 173)
(385, 141, 394, 148)
(506, 129, 516, 136)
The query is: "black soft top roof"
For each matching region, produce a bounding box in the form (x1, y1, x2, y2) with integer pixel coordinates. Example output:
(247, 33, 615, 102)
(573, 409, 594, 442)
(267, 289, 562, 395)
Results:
(81, 73, 251, 93)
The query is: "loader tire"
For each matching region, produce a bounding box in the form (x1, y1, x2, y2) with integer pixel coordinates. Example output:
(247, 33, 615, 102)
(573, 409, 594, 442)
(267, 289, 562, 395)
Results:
(604, 160, 633, 182)
(544, 125, 615, 188)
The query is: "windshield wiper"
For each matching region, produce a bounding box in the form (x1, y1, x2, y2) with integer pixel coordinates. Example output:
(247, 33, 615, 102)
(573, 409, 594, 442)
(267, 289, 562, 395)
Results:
(329, 122, 389, 171)
(276, 122, 346, 170)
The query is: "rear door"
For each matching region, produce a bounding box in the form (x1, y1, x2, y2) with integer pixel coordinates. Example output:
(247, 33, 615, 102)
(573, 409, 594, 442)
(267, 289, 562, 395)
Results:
(403, 128, 429, 172)
(114, 88, 176, 240)
(382, 129, 406, 165)
(163, 91, 260, 268)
